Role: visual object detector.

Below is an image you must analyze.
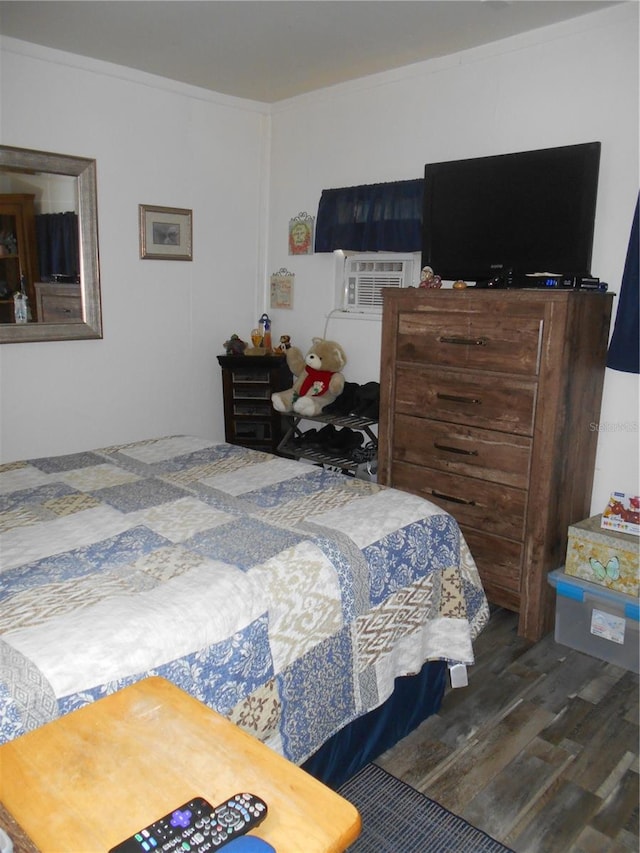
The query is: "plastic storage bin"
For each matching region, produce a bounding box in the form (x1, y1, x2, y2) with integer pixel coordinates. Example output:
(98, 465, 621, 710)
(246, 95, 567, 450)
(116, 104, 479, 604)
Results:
(548, 569, 639, 673)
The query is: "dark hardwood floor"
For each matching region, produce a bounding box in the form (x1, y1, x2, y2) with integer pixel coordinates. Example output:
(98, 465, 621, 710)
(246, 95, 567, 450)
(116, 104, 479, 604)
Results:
(376, 607, 639, 852)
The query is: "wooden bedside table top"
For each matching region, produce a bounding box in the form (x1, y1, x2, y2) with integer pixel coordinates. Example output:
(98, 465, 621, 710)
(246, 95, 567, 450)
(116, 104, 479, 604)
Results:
(0, 676, 361, 853)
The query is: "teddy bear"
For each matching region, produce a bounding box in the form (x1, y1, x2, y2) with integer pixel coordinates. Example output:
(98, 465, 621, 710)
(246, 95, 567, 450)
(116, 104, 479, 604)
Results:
(271, 337, 347, 417)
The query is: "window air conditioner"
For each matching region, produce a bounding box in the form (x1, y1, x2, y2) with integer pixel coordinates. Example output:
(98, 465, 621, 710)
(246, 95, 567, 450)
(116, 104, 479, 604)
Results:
(337, 253, 418, 313)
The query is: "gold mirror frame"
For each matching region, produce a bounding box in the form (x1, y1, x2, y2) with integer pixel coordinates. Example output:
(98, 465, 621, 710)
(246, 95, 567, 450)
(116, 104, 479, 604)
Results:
(0, 145, 102, 344)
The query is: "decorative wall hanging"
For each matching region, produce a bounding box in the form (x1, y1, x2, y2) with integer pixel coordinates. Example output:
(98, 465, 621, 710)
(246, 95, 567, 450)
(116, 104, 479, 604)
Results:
(270, 268, 294, 309)
(139, 204, 193, 260)
(288, 212, 314, 255)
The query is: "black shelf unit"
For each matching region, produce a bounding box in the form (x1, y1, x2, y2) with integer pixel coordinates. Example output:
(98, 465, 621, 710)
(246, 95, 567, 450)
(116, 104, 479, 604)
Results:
(217, 354, 291, 454)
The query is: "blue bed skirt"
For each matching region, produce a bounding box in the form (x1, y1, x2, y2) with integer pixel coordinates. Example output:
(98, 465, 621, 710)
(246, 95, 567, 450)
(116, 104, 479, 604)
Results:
(302, 659, 447, 788)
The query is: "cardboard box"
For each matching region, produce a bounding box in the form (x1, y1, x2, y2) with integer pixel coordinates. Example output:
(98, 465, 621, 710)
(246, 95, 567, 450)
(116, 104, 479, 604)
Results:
(548, 569, 639, 673)
(565, 514, 639, 598)
(601, 492, 640, 536)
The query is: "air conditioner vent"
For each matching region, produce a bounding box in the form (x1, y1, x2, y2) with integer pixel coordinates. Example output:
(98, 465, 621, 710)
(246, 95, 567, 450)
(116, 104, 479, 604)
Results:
(340, 254, 416, 313)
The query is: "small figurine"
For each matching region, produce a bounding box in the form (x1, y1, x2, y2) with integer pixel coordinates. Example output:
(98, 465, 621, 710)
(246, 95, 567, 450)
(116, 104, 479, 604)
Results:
(274, 334, 291, 353)
(223, 334, 247, 356)
(419, 266, 442, 289)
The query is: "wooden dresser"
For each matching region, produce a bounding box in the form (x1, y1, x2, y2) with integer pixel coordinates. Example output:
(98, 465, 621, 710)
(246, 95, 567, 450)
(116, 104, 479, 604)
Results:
(378, 288, 613, 641)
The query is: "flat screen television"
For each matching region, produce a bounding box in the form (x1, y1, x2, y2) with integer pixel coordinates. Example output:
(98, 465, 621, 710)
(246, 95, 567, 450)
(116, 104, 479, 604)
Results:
(421, 142, 601, 285)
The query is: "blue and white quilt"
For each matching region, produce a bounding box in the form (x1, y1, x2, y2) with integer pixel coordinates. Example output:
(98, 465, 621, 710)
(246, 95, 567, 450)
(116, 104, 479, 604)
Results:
(0, 435, 489, 763)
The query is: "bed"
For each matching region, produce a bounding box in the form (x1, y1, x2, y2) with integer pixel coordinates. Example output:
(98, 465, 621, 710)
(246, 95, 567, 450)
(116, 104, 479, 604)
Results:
(0, 435, 489, 785)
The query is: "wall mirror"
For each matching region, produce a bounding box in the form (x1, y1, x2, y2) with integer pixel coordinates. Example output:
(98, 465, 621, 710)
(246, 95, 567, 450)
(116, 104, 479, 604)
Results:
(0, 145, 102, 343)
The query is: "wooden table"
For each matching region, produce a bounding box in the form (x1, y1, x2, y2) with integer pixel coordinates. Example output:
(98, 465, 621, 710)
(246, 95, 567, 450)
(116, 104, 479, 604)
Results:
(0, 676, 361, 853)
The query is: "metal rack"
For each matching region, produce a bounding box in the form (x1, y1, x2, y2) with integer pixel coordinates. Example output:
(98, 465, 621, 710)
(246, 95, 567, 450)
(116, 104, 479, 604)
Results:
(278, 411, 377, 474)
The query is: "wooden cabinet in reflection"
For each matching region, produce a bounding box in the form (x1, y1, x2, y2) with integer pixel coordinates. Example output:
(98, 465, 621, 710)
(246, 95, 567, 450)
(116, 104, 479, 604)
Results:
(0, 194, 39, 322)
(34, 281, 82, 323)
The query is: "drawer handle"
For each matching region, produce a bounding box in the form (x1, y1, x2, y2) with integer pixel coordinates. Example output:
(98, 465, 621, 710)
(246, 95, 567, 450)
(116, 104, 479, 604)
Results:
(439, 335, 488, 346)
(433, 442, 479, 456)
(436, 392, 481, 405)
(431, 489, 476, 506)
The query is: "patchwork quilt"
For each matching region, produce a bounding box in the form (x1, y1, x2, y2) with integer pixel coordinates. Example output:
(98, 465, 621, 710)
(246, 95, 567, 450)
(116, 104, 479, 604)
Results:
(0, 435, 489, 763)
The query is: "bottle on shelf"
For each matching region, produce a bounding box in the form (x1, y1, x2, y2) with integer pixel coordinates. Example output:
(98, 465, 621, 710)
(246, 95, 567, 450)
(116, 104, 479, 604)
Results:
(259, 313, 272, 352)
(13, 275, 29, 323)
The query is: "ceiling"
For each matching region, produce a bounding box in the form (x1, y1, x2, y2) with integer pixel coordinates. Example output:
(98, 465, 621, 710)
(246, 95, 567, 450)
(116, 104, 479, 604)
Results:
(0, 1, 622, 103)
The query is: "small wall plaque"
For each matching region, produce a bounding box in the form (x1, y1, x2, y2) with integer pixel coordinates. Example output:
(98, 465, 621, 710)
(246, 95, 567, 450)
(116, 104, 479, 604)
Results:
(270, 268, 294, 309)
(288, 212, 314, 255)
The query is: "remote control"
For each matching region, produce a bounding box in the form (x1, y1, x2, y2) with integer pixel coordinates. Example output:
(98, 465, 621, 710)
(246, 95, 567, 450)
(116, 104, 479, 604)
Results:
(109, 793, 268, 852)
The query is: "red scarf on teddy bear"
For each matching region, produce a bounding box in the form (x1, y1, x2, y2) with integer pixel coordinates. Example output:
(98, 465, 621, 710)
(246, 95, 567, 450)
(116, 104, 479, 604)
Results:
(298, 366, 334, 397)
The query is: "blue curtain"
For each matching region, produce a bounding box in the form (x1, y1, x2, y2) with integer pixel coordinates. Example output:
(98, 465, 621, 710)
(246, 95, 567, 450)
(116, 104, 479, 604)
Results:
(35, 212, 80, 281)
(315, 179, 423, 253)
(607, 196, 639, 374)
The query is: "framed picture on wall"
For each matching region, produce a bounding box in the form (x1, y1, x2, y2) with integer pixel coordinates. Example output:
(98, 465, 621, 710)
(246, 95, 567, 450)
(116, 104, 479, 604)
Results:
(139, 204, 193, 260)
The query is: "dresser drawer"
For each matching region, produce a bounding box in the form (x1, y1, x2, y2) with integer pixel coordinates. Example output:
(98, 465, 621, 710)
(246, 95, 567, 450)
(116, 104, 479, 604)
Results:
(390, 462, 524, 610)
(39, 293, 83, 323)
(460, 527, 522, 610)
(395, 365, 537, 436)
(393, 414, 531, 489)
(35, 282, 83, 323)
(391, 461, 527, 541)
(397, 310, 543, 375)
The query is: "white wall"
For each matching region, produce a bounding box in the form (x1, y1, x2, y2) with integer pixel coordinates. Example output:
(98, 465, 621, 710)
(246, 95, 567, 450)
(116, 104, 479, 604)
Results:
(0, 3, 638, 516)
(266, 3, 639, 514)
(0, 39, 269, 460)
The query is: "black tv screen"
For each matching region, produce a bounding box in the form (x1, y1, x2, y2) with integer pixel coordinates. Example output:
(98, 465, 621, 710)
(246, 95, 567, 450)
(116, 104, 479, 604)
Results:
(422, 142, 601, 284)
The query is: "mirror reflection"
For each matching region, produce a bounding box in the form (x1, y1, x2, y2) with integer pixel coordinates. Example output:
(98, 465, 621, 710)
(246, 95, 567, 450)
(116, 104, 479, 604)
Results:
(0, 146, 102, 344)
(0, 176, 79, 323)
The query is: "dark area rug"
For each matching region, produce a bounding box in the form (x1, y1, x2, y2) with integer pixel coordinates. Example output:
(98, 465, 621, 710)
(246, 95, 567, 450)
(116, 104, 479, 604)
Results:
(338, 763, 515, 853)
